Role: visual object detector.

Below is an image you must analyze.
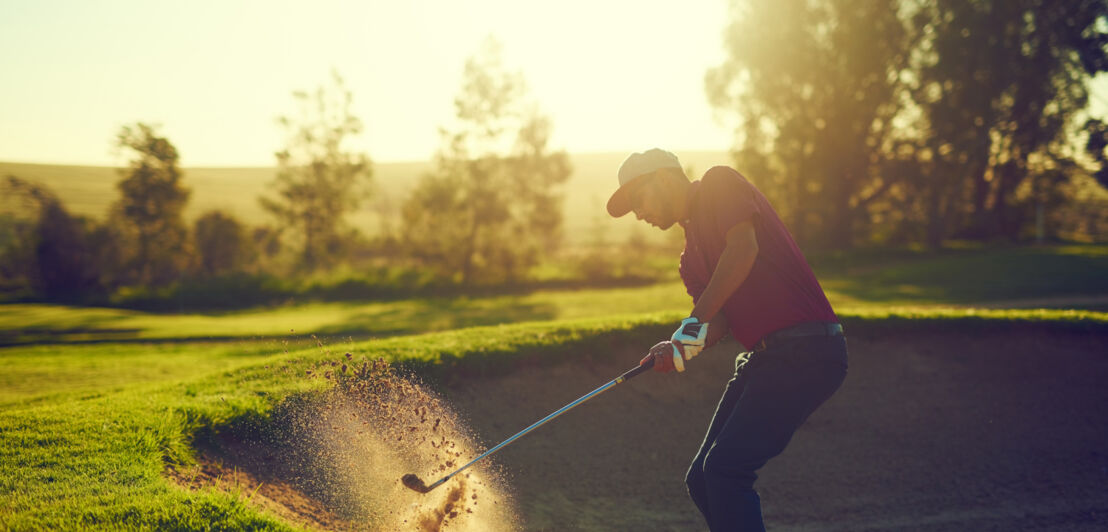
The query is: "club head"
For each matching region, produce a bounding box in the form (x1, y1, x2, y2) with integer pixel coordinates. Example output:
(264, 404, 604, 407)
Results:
(401, 473, 432, 494)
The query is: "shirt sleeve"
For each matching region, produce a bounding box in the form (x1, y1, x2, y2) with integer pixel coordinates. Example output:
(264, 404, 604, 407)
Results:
(701, 167, 760, 237)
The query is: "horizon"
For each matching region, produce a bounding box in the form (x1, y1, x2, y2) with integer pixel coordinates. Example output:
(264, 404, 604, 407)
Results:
(0, 148, 733, 169)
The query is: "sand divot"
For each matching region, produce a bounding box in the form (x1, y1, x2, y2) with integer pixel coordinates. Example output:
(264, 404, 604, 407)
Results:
(170, 355, 519, 531)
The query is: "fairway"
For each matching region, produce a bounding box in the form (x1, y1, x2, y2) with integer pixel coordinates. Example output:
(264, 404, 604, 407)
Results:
(0, 283, 692, 345)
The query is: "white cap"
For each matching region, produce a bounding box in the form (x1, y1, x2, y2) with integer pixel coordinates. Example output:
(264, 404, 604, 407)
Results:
(607, 148, 682, 217)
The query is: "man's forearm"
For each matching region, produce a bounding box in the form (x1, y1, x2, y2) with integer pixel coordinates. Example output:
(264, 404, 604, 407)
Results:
(704, 313, 729, 347)
(690, 221, 758, 324)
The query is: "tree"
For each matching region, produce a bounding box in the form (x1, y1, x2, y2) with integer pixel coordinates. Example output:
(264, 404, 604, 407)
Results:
(707, 0, 911, 249)
(1085, 118, 1108, 188)
(401, 39, 572, 283)
(193, 210, 255, 276)
(111, 123, 190, 286)
(260, 71, 373, 271)
(912, 0, 1108, 242)
(0, 176, 118, 300)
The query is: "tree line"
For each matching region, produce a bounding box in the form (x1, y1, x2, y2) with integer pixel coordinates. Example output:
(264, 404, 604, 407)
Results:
(0, 40, 575, 305)
(708, 0, 1108, 249)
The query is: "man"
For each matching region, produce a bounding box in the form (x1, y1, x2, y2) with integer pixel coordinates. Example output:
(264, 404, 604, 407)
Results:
(607, 148, 848, 531)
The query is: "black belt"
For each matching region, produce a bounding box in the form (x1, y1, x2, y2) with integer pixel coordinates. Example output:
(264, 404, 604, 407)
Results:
(752, 322, 843, 352)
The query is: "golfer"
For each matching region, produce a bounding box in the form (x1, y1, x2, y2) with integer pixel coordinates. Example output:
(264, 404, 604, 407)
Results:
(608, 149, 848, 531)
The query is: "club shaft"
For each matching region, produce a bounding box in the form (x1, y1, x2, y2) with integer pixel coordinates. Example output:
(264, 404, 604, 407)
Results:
(429, 368, 642, 487)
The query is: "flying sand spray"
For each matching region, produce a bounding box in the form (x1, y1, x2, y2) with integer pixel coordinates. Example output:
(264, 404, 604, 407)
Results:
(402, 358, 655, 493)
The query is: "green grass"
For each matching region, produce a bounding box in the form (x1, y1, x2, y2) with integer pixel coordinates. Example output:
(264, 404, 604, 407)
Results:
(0, 314, 674, 530)
(2, 308, 1107, 529)
(839, 306, 1108, 335)
(814, 244, 1108, 306)
(0, 283, 692, 345)
(0, 341, 290, 408)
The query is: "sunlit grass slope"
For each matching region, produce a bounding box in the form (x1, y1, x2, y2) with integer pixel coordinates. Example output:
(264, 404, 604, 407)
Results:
(0, 314, 675, 530)
(0, 341, 290, 408)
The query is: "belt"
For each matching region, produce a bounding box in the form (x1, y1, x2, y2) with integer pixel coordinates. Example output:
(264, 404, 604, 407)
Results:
(752, 322, 843, 352)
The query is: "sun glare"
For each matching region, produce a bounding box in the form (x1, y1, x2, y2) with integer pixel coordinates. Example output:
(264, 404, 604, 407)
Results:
(0, 0, 729, 166)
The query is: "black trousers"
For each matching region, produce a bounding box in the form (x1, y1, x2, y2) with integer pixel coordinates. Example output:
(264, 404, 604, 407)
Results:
(685, 334, 848, 531)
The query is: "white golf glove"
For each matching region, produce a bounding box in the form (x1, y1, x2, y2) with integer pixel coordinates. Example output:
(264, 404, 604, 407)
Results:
(669, 317, 709, 372)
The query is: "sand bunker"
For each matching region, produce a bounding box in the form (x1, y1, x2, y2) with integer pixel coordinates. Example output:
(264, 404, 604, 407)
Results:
(172, 328, 1108, 530)
(171, 355, 518, 531)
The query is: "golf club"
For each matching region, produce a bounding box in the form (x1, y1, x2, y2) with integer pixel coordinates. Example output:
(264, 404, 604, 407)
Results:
(401, 357, 656, 493)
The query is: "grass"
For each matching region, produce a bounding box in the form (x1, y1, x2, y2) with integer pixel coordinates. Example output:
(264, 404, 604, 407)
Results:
(0, 314, 674, 530)
(2, 307, 1107, 529)
(839, 306, 1108, 335)
(814, 243, 1108, 306)
(0, 341, 290, 408)
(0, 283, 692, 345)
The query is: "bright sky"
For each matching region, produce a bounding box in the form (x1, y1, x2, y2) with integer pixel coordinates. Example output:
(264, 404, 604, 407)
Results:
(0, 0, 734, 166)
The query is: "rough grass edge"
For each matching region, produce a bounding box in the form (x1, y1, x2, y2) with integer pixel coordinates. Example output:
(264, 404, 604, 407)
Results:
(838, 307, 1108, 338)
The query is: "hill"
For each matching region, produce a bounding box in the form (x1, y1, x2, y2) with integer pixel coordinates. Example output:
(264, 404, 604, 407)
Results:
(1, 151, 730, 245)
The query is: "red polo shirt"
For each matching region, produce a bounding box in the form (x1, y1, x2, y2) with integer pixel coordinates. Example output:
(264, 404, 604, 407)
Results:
(679, 166, 837, 349)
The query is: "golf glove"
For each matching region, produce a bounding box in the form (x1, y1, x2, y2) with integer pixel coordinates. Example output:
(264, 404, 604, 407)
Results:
(669, 316, 709, 372)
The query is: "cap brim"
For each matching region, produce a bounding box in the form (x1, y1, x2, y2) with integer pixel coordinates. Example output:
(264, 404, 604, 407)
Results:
(607, 186, 633, 218)
(606, 174, 652, 218)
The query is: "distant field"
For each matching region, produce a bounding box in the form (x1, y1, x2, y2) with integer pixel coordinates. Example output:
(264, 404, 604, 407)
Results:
(0, 283, 691, 344)
(0, 151, 730, 246)
(2, 243, 1105, 345)
(812, 243, 1108, 308)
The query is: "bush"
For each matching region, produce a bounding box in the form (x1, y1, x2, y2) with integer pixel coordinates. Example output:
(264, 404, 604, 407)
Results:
(0, 177, 122, 303)
(110, 273, 292, 311)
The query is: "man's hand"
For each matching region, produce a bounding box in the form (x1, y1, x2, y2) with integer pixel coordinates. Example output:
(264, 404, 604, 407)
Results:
(638, 318, 711, 374)
(640, 341, 686, 373)
(671, 316, 709, 360)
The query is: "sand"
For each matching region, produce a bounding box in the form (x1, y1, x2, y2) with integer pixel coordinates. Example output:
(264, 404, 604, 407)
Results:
(172, 328, 1108, 531)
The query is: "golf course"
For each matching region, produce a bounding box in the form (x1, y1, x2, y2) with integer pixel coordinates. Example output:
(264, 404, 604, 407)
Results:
(5, 2, 1108, 529)
(2, 245, 1107, 531)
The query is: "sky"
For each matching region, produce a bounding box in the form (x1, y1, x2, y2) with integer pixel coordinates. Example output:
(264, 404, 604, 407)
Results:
(0, 0, 735, 166)
(3, 1, 1106, 168)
